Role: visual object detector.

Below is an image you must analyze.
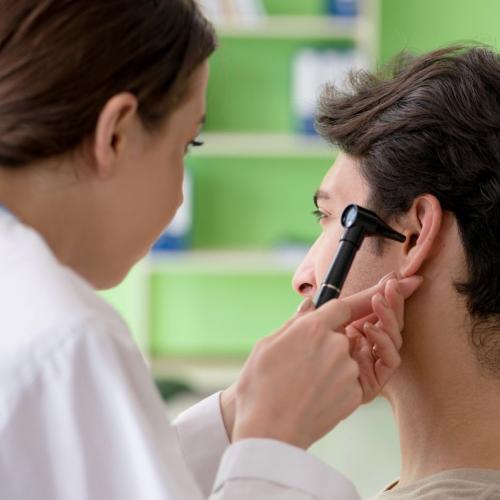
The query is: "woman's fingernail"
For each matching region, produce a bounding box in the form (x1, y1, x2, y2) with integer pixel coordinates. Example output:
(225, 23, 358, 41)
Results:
(377, 293, 390, 308)
(378, 271, 396, 285)
(388, 278, 401, 295)
(399, 275, 424, 296)
(297, 298, 314, 313)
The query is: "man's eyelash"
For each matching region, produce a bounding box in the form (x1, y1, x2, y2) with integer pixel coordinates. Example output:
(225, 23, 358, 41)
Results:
(312, 209, 327, 222)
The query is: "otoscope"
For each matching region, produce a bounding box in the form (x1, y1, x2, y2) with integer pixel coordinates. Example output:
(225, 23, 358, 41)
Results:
(313, 204, 406, 308)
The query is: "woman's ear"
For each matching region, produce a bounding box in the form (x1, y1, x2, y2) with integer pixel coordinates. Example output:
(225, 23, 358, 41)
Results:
(400, 194, 442, 278)
(92, 93, 138, 179)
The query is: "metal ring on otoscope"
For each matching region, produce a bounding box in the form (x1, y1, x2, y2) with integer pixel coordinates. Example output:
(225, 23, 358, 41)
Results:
(321, 283, 341, 294)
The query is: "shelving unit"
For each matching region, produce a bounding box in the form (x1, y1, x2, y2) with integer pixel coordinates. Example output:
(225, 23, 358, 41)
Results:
(102, 2, 367, 362)
(149, 249, 305, 273)
(214, 15, 357, 40)
(191, 132, 335, 157)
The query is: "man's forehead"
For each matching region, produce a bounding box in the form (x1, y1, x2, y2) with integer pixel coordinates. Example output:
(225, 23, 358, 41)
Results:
(316, 153, 368, 209)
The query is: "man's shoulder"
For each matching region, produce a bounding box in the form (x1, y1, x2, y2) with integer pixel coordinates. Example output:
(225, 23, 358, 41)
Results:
(370, 469, 500, 500)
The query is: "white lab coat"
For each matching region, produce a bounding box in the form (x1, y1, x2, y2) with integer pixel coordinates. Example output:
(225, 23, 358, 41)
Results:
(0, 208, 361, 500)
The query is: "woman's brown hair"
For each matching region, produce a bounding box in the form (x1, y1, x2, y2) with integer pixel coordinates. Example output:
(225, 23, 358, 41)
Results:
(0, 0, 216, 167)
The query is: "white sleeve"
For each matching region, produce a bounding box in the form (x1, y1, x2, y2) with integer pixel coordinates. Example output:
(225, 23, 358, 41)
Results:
(212, 439, 362, 500)
(174, 390, 362, 500)
(0, 314, 361, 500)
(174, 392, 231, 497)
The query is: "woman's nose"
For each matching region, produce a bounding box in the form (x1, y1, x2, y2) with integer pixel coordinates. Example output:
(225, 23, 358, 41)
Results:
(292, 261, 317, 298)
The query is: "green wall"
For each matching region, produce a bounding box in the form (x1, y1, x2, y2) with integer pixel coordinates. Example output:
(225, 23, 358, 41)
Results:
(149, 269, 298, 356)
(380, 0, 500, 63)
(205, 37, 354, 132)
(188, 155, 331, 248)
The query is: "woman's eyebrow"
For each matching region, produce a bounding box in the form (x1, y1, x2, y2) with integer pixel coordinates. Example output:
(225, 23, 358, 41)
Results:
(313, 189, 330, 208)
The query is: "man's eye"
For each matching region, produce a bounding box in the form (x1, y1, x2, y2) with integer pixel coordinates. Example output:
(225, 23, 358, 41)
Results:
(312, 209, 327, 222)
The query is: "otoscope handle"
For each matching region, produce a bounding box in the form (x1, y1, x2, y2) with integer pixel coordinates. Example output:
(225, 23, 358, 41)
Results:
(313, 226, 364, 308)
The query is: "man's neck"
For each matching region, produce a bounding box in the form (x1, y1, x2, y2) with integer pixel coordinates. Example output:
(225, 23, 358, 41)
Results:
(387, 318, 500, 488)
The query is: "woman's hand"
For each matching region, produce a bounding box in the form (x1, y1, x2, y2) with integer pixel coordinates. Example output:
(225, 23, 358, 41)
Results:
(220, 274, 422, 445)
(231, 297, 362, 450)
(345, 276, 422, 403)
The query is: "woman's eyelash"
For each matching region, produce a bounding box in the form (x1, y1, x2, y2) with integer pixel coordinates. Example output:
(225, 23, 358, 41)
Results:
(185, 139, 204, 154)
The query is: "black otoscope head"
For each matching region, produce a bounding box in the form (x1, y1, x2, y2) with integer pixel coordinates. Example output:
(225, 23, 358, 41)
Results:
(341, 204, 406, 242)
(313, 204, 406, 308)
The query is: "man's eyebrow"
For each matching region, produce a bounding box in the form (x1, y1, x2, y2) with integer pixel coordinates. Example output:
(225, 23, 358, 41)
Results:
(313, 189, 330, 208)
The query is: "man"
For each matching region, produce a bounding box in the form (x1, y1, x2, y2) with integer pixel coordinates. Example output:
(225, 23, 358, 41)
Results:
(292, 45, 500, 498)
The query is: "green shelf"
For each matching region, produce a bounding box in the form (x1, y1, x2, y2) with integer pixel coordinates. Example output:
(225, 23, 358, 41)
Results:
(214, 16, 357, 40)
(187, 147, 333, 248)
(149, 259, 300, 357)
(192, 132, 335, 157)
(205, 31, 355, 132)
(99, 262, 149, 352)
(101, 5, 359, 358)
(101, 250, 310, 358)
(263, 0, 327, 16)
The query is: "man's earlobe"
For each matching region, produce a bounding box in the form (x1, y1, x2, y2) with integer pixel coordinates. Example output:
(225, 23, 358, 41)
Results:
(400, 195, 442, 278)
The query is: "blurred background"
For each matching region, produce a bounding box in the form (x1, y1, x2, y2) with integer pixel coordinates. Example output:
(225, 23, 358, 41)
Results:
(101, 1, 500, 497)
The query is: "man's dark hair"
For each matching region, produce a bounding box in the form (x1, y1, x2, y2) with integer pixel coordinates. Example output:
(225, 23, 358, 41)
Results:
(316, 45, 500, 376)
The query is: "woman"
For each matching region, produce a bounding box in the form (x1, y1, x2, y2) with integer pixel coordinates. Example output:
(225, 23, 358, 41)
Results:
(0, 1, 421, 499)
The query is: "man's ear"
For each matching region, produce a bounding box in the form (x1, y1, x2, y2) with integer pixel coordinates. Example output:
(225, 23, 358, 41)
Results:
(400, 194, 442, 278)
(92, 93, 139, 180)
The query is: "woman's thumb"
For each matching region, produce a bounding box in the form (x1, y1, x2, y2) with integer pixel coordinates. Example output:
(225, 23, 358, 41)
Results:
(296, 298, 315, 315)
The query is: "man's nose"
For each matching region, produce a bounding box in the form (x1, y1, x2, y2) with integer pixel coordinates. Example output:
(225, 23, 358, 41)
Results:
(292, 260, 317, 298)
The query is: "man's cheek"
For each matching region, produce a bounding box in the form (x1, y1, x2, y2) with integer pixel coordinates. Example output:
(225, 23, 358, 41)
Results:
(340, 250, 383, 298)
(314, 232, 342, 287)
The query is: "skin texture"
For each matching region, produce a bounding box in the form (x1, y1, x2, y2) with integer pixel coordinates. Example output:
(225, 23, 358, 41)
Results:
(0, 63, 210, 290)
(292, 153, 500, 486)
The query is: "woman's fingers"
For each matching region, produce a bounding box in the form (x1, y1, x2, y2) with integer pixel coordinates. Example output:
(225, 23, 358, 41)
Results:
(338, 275, 423, 331)
(397, 275, 424, 300)
(350, 312, 377, 332)
(346, 324, 378, 402)
(371, 290, 402, 350)
(348, 276, 423, 403)
(335, 273, 395, 328)
(271, 298, 315, 340)
(385, 279, 404, 329)
(292, 275, 422, 333)
(296, 298, 315, 315)
(345, 276, 423, 403)
(363, 322, 402, 386)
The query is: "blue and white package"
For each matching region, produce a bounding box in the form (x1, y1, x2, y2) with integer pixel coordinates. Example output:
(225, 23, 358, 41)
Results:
(293, 49, 320, 135)
(328, 0, 358, 17)
(293, 48, 368, 135)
